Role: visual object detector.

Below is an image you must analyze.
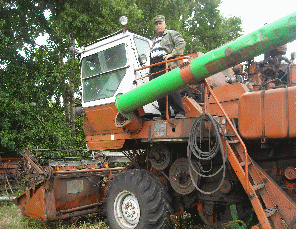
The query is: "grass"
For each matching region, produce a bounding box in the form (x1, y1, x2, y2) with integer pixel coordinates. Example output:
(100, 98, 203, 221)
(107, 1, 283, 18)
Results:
(0, 200, 249, 229)
(0, 200, 210, 229)
(0, 201, 108, 229)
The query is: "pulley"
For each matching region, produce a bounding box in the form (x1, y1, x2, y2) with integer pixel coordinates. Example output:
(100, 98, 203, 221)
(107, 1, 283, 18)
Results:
(149, 144, 171, 170)
(169, 158, 200, 195)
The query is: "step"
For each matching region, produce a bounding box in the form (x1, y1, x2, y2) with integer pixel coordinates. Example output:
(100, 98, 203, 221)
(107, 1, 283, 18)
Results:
(253, 183, 265, 191)
(239, 161, 251, 167)
(228, 139, 240, 144)
(264, 208, 276, 218)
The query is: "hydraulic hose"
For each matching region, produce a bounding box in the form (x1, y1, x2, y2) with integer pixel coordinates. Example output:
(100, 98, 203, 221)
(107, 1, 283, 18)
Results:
(187, 113, 227, 195)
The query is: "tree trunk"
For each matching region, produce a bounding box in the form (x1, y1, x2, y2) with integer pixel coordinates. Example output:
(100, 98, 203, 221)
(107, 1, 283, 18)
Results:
(69, 36, 76, 140)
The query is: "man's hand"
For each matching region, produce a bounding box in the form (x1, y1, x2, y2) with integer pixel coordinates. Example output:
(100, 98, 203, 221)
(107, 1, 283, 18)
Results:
(163, 54, 173, 60)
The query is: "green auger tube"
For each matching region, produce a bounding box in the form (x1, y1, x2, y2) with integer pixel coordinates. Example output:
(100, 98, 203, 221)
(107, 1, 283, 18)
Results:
(115, 12, 296, 118)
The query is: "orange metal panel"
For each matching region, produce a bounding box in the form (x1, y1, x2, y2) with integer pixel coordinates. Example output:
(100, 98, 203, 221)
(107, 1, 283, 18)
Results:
(209, 83, 249, 103)
(238, 86, 296, 140)
(238, 91, 262, 139)
(85, 118, 197, 151)
(182, 97, 203, 117)
(17, 183, 47, 221)
(86, 139, 125, 150)
(135, 119, 194, 140)
(53, 175, 101, 212)
(208, 100, 240, 118)
(208, 83, 249, 118)
(208, 83, 249, 103)
(83, 103, 123, 136)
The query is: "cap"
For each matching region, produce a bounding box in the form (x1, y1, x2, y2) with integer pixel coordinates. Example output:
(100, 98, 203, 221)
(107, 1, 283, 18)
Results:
(154, 15, 165, 23)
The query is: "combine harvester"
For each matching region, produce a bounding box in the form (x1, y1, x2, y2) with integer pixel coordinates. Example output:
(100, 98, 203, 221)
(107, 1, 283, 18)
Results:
(16, 12, 296, 228)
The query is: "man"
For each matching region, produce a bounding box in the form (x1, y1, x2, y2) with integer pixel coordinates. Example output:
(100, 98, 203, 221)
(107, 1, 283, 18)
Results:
(150, 15, 186, 119)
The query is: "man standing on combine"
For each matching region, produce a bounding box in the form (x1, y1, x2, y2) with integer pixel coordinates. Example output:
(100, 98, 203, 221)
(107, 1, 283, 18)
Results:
(150, 15, 186, 120)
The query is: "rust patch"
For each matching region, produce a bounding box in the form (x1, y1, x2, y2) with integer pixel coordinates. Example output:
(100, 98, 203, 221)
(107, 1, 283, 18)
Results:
(179, 64, 196, 84)
(225, 47, 232, 56)
(205, 40, 276, 74)
(274, 30, 279, 37)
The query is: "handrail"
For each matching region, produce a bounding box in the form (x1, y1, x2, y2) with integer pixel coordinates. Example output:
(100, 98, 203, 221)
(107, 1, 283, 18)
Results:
(204, 79, 250, 191)
(133, 64, 180, 83)
(134, 56, 190, 72)
(135, 56, 189, 125)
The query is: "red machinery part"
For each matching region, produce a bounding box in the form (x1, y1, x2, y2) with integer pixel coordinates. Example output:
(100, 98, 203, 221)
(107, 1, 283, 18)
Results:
(284, 166, 296, 181)
(238, 86, 296, 140)
(17, 167, 125, 222)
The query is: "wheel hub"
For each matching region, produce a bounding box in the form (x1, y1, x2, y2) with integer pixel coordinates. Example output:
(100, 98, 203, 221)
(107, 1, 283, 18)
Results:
(122, 196, 139, 222)
(169, 158, 200, 195)
(149, 144, 171, 170)
(114, 190, 140, 228)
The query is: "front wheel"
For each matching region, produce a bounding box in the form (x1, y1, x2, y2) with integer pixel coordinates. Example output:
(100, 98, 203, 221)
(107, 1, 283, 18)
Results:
(104, 169, 172, 228)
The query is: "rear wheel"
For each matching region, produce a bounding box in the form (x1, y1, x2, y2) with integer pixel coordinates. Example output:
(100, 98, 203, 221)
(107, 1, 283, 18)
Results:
(104, 169, 172, 228)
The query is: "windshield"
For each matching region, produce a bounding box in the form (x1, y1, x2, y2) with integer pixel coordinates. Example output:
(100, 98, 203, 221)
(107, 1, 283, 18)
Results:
(81, 43, 127, 102)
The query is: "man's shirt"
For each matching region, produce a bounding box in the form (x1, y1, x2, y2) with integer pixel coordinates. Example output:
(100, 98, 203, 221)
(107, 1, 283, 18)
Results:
(151, 33, 167, 60)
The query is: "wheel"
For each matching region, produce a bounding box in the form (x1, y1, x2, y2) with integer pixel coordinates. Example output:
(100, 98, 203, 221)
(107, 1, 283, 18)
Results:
(169, 158, 199, 195)
(104, 169, 172, 229)
(149, 144, 171, 170)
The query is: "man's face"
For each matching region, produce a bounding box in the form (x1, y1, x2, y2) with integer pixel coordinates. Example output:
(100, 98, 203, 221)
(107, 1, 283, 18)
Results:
(155, 21, 166, 35)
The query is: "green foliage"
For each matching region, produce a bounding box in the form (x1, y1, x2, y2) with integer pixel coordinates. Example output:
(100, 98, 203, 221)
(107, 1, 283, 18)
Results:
(134, 0, 242, 53)
(0, 91, 77, 155)
(133, 0, 192, 39)
(48, 0, 142, 46)
(183, 0, 243, 53)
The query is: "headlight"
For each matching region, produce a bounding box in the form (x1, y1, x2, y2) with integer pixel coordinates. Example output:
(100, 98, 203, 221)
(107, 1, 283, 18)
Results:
(119, 16, 128, 26)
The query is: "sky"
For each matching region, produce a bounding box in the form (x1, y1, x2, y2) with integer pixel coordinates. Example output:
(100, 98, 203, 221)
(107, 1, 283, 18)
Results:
(218, 0, 296, 61)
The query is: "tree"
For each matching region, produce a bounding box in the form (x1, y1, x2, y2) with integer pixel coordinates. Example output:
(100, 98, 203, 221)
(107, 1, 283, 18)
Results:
(133, 0, 192, 39)
(0, 0, 53, 156)
(0, 0, 143, 156)
(134, 0, 242, 53)
(182, 0, 243, 53)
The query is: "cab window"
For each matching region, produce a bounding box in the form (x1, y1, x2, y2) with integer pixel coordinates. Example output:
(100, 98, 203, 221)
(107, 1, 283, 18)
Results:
(81, 43, 127, 102)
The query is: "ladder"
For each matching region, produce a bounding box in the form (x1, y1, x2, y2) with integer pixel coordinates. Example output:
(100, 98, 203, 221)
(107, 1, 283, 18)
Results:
(205, 80, 296, 229)
(226, 135, 295, 228)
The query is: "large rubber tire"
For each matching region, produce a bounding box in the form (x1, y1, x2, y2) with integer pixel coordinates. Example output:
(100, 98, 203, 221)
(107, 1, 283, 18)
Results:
(104, 169, 172, 229)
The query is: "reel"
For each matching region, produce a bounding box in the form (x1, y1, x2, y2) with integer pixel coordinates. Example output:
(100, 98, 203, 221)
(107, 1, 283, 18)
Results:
(149, 144, 171, 170)
(169, 158, 200, 195)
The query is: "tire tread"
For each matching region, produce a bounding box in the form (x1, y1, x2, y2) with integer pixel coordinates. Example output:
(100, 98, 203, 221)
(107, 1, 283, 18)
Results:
(104, 169, 172, 228)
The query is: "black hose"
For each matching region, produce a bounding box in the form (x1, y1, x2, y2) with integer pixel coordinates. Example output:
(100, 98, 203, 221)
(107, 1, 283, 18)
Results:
(187, 113, 227, 195)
